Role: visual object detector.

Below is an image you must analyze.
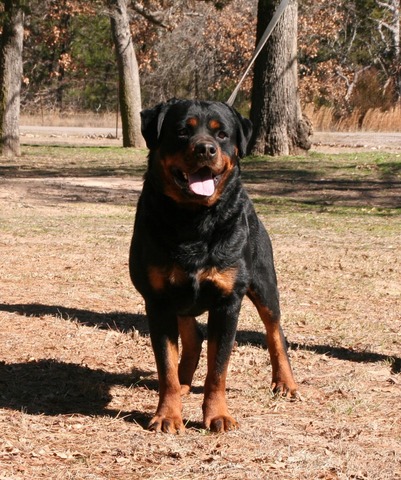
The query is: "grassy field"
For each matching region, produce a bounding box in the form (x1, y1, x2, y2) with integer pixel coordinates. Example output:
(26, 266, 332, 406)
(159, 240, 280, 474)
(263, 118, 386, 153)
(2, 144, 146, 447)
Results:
(0, 145, 400, 479)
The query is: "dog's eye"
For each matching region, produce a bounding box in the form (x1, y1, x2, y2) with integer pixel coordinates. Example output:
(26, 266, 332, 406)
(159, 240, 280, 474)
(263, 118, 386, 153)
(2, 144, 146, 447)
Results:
(178, 128, 189, 138)
(217, 131, 228, 140)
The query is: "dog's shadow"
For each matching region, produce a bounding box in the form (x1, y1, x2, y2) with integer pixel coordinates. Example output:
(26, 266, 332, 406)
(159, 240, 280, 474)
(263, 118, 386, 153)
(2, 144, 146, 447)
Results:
(0, 303, 150, 335)
(0, 359, 161, 428)
(1, 302, 400, 374)
(0, 302, 399, 429)
(0, 304, 208, 428)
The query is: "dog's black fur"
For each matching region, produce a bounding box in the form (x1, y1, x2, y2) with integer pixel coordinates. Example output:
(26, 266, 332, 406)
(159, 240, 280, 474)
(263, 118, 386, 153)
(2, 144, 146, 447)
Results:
(129, 99, 297, 433)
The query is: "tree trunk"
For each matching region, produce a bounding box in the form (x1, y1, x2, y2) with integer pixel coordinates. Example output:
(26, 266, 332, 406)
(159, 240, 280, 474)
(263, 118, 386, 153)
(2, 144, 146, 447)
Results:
(108, 0, 145, 148)
(249, 0, 311, 156)
(0, 0, 24, 157)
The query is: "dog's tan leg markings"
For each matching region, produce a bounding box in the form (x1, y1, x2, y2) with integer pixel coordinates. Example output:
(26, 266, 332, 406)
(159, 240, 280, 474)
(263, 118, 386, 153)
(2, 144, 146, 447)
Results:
(149, 338, 184, 434)
(202, 339, 238, 433)
(147, 266, 167, 291)
(250, 296, 297, 397)
(178, 316, 203, 395)
(148, 264, 188, 293)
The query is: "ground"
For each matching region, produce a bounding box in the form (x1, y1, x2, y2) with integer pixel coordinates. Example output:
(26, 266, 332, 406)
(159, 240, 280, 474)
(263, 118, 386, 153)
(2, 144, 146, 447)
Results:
(0, 130, 400, 479)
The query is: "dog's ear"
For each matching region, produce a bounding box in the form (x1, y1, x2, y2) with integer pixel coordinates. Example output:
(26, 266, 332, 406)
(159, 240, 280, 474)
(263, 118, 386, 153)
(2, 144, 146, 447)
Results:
(141, 98, 179, 149)
(140, 103, 164, 150)
(232, 108, 253, 158)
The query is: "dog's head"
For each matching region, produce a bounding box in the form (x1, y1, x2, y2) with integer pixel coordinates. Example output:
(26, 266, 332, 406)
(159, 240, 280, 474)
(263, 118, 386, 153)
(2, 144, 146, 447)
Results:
(141, 99, 252, 206)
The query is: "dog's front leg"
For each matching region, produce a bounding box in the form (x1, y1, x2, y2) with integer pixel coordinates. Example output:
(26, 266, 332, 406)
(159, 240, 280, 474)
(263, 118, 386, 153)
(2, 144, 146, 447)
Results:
(178, 315, 203, 395)
(203, 298, 241, 433)
(146, 306, 184, 434)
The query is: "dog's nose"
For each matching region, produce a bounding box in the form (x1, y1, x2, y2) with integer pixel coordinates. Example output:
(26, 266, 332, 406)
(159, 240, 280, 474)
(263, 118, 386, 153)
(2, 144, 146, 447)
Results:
(194, 142, 217, 159)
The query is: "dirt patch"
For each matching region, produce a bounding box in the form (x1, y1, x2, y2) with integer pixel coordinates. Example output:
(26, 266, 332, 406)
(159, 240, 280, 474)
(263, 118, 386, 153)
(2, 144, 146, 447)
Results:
(311, 131, 401, 153)
(1, 144, 400, 479)
(0, 176, 144, 206)
(20, 125, 401, 153)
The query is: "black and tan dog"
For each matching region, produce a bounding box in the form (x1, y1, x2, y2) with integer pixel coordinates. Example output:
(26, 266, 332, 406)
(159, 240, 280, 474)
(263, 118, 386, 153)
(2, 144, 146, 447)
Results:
(129, 99, 297, 433)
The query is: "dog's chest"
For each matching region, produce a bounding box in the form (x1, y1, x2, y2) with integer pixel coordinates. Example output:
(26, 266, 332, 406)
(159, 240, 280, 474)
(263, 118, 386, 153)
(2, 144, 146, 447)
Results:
(148, 263, 238, 300)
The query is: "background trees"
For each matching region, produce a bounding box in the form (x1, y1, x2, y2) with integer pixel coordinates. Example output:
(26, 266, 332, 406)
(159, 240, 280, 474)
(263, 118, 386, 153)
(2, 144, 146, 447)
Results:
(16, 0, 400, 118)
(139, 1, 255, 106)
(1, 0, 400, 143)
(20, 0, 256, 114)
(298, 0, 401, 117)
(0, 0, 25, 156)
(22, 1, 106, 113)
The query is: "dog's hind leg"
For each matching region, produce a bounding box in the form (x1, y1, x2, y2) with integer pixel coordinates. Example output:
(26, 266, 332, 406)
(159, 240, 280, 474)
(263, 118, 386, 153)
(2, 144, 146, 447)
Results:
(178, 316, 203, 395)
(247, 284, 298, 398)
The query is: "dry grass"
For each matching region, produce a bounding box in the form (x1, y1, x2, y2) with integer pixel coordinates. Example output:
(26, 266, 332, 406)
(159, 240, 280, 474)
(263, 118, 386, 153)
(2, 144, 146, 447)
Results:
(304, 104, 401, 132)
(0, 145, 401, 479)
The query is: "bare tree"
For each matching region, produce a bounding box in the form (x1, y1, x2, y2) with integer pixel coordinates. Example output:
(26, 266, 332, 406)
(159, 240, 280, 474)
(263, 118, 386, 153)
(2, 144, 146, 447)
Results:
(140, 0, 256, 105)
(108, 0, 145, 147)
(0, 0, 25, 157)
(249, 0, 311, 156)
(374, 0, 401, 100)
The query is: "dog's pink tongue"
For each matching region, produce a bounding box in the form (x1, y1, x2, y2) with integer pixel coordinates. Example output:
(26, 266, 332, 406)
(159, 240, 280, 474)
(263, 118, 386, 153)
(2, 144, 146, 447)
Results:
(188, 169, 215, 196)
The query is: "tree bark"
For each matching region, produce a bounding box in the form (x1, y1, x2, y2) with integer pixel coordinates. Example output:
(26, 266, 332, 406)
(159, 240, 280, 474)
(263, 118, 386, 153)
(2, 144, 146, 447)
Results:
(108, 0, 145, 148)
(0, 0, 24, 157)
(249, 0, 311, 156)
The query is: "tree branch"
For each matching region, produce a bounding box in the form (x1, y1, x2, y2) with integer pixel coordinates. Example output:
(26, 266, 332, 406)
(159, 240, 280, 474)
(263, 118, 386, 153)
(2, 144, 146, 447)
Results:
(129, 2, 172, 30)
(336, 66, 372, 102)
(376, 0, 398, 14)
(377, 19, 397, 34)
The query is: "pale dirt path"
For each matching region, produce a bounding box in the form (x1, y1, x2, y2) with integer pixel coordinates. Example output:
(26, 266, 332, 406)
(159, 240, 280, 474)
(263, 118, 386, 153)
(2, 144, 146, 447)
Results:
(20, 125, 123, 147)
(312, 131, 401, 153)
(20, 125, 401, 152)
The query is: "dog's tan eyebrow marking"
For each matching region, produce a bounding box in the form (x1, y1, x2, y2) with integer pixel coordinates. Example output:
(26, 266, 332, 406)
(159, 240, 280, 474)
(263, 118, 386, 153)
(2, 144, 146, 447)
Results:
(187, 117, 198, 127)
(209, 119, 221, 130)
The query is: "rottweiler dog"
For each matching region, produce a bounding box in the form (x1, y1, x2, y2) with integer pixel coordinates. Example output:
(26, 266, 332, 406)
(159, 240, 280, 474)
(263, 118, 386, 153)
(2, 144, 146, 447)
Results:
(129, 99, 297, 433)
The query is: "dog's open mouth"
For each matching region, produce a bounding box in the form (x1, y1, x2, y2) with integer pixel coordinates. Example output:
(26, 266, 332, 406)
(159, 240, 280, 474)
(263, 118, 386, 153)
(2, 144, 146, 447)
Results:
(172, 166, 222, 197)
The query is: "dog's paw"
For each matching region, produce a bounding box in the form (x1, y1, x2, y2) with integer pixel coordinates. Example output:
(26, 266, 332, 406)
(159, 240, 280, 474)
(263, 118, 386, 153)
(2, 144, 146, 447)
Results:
(204, 414, 238, 433)
(271, 380, 299, 400)
(148, 414, 185, 434)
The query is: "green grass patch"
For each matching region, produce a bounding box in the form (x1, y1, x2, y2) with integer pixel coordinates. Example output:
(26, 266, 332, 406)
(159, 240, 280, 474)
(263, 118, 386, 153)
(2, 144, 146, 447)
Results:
(1, 145, 399, 181)
(242, 151, 401, 182)
(1, 145, 148, 177)
(1, 146, 400, 213)
(252, 196, 401, 217)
